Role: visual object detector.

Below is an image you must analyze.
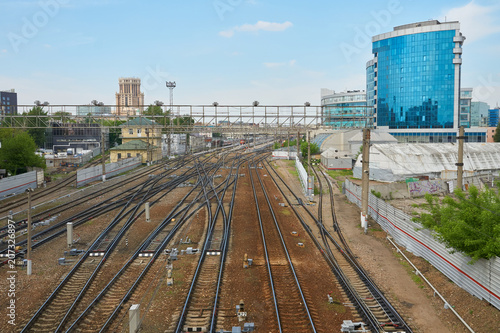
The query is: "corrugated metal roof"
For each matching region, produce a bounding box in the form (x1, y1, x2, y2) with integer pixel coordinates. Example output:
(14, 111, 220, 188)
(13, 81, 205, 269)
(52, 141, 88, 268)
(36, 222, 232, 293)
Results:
(353, 143, 500, 181)
(120, 117, 158, 127)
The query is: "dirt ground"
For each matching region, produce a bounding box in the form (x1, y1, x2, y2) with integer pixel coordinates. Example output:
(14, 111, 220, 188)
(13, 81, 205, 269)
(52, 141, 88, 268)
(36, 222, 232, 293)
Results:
(273, 159, 499, 333)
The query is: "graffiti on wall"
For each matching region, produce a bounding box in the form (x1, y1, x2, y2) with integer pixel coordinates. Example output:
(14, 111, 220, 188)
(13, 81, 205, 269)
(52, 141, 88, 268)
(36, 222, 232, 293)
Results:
(408, 180, 446, 197)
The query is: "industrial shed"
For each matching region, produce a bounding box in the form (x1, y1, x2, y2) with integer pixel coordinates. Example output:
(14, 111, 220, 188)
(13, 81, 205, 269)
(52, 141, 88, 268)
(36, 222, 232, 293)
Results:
(321, 148, 353, 170)
(353, 143, 500, 182)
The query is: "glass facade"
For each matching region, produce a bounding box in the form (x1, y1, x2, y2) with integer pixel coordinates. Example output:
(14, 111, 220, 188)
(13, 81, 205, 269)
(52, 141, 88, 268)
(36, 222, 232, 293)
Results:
(389, 131, 485, 143)
(459, 88, 472, 128)
(321, 91, 372, 128)
(488, 108, 499, 127)
(370, 29, 458, 129)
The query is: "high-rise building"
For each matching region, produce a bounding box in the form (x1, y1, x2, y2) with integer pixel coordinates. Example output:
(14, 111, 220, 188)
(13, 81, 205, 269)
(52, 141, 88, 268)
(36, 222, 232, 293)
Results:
(0, 89, 18, 117)
(471, 101, 490, 127)
(321, 89, 371, 128)
(366, 20, 485, 142)
(115, 78, 144, 116)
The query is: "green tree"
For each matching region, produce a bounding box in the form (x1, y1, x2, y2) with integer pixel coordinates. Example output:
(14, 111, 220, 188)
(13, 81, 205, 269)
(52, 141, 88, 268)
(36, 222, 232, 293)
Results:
(494, 123, 500, 142)
(300, 141, 319, 157)
(52, 111, 72, 123)
(144, 105, 168, 125)
(414, 186, 500, 262)
(23, 106, 48, 147)
(101, 120, 125, 147)
(0, 131, 46, 175)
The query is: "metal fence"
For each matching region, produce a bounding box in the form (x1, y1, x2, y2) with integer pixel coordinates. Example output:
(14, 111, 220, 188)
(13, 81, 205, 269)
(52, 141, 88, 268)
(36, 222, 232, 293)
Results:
(295, 156, 313, 197)
(343, 179, 500, 310)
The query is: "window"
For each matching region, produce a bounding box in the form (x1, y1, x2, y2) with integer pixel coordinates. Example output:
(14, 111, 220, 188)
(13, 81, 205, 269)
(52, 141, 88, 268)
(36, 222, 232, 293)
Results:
(137, 129, 142, 134)
(127, 153, 132, 158)
(136, 153, 141, 157)
(128, 129, 133, 134)
(117, 153, 121, 159)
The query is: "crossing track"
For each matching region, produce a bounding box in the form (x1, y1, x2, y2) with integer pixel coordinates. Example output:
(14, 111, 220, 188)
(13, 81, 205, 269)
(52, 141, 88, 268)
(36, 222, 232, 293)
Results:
(19, 149, 251, 333)
(264, 159, 413, 333)
(0, 156, 197, 264)
(171, 154, 244, 333)
(19, 154, 211, 332)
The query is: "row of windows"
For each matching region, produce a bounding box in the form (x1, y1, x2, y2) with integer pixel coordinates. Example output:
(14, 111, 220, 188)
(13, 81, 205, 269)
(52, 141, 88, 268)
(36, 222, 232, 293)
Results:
(117, 153, 142, 159)
(322, 95, 365, 104)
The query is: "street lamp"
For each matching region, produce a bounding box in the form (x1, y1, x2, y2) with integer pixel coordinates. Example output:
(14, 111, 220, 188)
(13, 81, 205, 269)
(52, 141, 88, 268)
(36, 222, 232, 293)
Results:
(34, 100, 49, 107)
(166, 81, 176, 157)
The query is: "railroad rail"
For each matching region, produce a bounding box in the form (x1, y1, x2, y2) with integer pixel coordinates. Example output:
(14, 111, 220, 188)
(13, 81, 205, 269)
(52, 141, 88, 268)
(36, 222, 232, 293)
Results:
(264, 158, 413, 333)
(248, 155, 317, 333)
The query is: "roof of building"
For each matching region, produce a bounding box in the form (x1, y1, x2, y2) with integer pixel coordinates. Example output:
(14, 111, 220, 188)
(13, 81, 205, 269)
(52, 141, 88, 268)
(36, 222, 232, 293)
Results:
(321, 147, 351, 159)
(110, 140, 158, 151)
(347, 131, 399, 143)
(353, 143, 500, 182)
(120, 117, 158, 127)
(312, 133, 332, 148)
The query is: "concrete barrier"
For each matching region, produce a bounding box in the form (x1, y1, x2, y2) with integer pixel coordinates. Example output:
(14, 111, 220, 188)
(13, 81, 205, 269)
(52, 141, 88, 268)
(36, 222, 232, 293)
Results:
(0, 171, 37, 200)
(76, 157, 142, 187)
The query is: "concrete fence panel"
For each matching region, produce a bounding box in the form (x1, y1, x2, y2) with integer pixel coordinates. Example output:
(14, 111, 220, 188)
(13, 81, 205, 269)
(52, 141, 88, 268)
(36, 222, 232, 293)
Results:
(76, 157, 141, 188)
(0, 171, 37, 200)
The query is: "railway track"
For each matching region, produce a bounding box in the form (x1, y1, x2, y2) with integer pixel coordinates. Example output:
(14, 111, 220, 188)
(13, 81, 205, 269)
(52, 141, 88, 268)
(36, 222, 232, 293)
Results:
(172, 155, 241, 333)
(20, 151, 243, 332)
(248, 155, 317, 333)
(21, 175, 164, 332)
(263, 158, 413, 333)
(0, 156, 198, 262)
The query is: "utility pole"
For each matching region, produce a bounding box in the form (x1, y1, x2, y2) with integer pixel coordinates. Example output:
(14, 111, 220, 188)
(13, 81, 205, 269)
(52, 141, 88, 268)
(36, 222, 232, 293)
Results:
(287, 131, 290, 159)
(456, 126, 465, 191)
(26, 188, 33, 275)
(307, 130, 311, 175)
(101, 129, 106, 182)
(297, 130, 300, 157)
(361, 128, 370, 233)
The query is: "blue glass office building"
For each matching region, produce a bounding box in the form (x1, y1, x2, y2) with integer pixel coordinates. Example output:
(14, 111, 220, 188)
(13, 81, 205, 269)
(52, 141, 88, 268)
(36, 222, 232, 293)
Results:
(366, 21, 484, 142)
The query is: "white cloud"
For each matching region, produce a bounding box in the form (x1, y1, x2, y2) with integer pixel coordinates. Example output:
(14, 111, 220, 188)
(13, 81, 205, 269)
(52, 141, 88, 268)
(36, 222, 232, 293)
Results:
(219, 21, 293, 38)
(219, 30, 234, 38)
(264, 59, 296, 68)
(1, 49, 7, 53)
(443, 1, 500, 42)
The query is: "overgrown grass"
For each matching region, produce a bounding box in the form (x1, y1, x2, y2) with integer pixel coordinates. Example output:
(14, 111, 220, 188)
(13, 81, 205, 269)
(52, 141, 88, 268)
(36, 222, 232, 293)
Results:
(327, 169, 353, 179)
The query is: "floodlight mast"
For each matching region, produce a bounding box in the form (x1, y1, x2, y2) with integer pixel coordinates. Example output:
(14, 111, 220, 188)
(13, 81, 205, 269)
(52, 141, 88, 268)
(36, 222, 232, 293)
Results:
(166, 81, 176, 157)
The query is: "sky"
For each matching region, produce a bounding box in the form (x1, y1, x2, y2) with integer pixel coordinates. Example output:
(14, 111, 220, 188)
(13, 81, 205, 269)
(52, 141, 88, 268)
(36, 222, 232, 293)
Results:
(1, 0, 500, 108)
